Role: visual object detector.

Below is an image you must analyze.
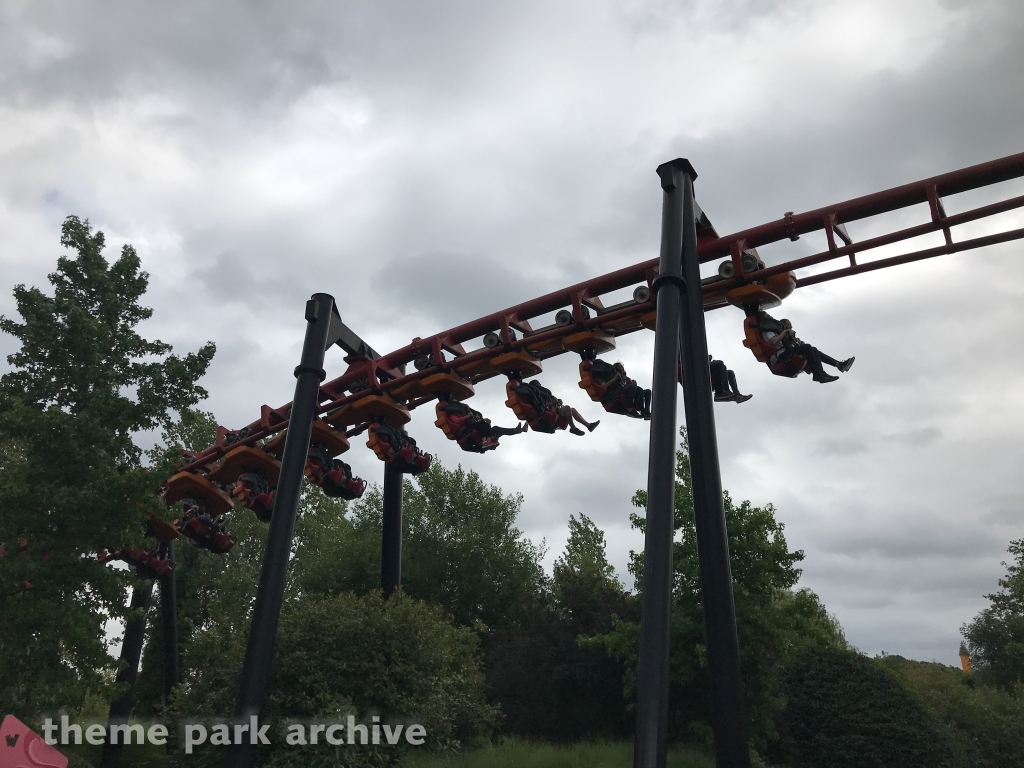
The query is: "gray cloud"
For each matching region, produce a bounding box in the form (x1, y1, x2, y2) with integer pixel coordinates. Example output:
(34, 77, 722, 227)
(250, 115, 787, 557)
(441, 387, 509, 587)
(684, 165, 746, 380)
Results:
(2, 0, 1023, 667)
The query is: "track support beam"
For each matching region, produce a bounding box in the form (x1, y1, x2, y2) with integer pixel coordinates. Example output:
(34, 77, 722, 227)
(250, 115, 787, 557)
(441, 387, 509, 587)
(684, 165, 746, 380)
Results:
(160, 542, 180, 705)
(677, 173, 751, 766)
(230, 293, 338, 768)
(381, 463, 404, 598)
(100, 581, 154, 768)
(634, 159, 690, 768)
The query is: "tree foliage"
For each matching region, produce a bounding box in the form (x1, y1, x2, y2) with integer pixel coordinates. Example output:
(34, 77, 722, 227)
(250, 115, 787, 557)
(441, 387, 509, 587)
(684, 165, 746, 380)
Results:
(293, 462, 544, 629)
(595, 429, 845, 749)
(962, 538, 1024, 691)
(0, 216, 214, 719)
(482, 513, 634, 743)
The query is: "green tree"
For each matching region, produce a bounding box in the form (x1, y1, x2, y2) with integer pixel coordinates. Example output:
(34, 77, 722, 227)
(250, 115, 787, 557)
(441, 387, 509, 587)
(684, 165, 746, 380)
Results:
(596, 429, 844, 750)
(552, 513, 628, 636)
(962, 538, 1024, 690)
(483, 513, 635, 742)
(294, 461, 544, 629)
(0, 216, 215, 719)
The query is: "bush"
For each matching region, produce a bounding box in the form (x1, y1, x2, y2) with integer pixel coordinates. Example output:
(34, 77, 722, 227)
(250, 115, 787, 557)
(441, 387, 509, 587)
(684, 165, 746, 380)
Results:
(882, 655, 1024, 768)
(770, 647, 957, 768)
(481, 592, 633, 742)
(480, 514, 636, 742)
(169, 591, 498, 767)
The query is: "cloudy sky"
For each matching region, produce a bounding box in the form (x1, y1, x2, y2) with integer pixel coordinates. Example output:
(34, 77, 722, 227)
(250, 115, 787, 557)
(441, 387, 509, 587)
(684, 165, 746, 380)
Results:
(2, 0, 1023, 666)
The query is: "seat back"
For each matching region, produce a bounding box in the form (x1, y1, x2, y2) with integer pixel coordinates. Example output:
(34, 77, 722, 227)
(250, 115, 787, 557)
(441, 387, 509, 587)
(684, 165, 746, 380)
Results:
(578, 360, 609, 402)
(742, 315, 776, 363)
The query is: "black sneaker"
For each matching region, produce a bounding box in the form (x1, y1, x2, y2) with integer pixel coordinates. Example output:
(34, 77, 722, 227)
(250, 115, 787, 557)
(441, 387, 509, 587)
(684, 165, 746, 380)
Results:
(838, 357, 855, 373)
(733, 393, 753, 403)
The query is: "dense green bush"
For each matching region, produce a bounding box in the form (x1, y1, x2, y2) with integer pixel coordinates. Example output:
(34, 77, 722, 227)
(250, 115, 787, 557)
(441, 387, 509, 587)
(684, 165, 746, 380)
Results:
(168, 591, 498, 767)
(770, 647, 957, 768)
(482, 515, 636, 742)
(882, 655, 1024, 768)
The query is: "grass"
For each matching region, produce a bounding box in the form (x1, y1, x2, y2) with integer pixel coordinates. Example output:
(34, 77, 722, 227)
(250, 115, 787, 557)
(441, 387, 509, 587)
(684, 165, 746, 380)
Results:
(400, 739, 714, 768)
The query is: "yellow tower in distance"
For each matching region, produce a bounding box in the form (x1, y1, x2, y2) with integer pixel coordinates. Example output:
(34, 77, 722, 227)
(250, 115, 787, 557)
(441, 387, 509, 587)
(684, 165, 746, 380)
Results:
(959, 643, 972, 673)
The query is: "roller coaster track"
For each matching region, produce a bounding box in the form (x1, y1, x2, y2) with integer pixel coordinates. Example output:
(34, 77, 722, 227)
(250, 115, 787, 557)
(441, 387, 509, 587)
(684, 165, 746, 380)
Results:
(176, 150, 1024, 473)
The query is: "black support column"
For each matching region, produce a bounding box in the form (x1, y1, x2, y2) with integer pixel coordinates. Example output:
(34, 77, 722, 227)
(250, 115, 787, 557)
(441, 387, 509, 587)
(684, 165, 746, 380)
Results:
(634, 159, 690, 768)
(676, 171, 750, 767)
(160, 542, 179, 706)
(230, 293, 338, 768)
(100, 580, 155, 768)
(381, 463, 403, 598)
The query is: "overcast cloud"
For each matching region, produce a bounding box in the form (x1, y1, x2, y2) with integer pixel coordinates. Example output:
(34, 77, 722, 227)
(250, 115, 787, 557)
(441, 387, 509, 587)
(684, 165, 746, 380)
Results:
(2, 0, 1023, 665)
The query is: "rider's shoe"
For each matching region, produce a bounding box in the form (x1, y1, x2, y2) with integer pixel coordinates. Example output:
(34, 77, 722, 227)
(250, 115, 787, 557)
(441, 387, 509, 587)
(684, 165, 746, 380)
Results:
(838, 357, 855, 373)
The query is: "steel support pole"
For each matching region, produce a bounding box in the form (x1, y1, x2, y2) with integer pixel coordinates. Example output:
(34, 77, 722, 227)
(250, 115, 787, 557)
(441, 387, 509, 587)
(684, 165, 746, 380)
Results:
(160, 542, 179, 705)
(230, 293, 336, 768)
(634, 159, 691, 768)
(677, 174, 750, 767)
(100, 580, 154, 768)
(381, 462, 403, 598)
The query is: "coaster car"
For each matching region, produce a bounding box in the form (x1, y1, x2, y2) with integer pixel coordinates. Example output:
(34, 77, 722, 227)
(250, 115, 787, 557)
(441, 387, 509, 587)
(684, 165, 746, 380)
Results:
(146, 514, 180, 543)
(562, 330, 616, 355)
(505, 378, 567, 434)
(176, 499, 235, 554)
(99, 547, 173, 579)
(742, 314, 806, 378)
(208, 446, 281, 485)
(206, 446, 281, 522)
(264, 418, 350, 458)
(326, 393, 410, 428)
(393, 371, 475, 402)
(578, 359, 650, 418)
(232, 473, 276, 522)
(366, 422, 432, 474)
(163, 471, 233, 515)
(304, 445, 367, 500)
(434, 400, 500, 454)
(490, 350, 543, 377)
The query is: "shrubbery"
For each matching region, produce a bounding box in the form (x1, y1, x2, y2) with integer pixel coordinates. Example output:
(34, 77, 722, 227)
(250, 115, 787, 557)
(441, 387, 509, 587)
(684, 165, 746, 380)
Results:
(482, 515, 636, 742)
(770, 647, 957, 768)
(169, 591, 497, 767)
(883, 655, 1024, 768)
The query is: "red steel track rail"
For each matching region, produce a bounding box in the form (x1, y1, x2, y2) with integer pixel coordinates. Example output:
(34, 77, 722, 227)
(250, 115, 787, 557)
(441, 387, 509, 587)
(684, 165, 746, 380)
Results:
(180, 151, 1024, 472)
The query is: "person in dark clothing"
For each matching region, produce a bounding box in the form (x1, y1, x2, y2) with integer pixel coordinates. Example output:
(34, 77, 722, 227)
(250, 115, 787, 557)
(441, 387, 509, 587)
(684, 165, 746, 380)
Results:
(709, 356, 752, 403)
(585, 359, 651, 418)
(762, 316, 854, 383)
(437, 395, 525, 452)
(508, 376, 600, 436)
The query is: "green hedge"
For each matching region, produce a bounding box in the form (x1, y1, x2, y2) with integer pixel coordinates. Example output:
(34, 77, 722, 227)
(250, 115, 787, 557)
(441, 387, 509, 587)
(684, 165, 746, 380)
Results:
(168, 592, 498, 767)
(882, 655, 1024, 768)
(771, 647, 957, 768)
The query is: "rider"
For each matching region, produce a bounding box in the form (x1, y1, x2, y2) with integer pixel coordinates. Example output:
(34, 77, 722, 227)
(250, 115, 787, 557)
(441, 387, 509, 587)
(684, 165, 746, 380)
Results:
(709, 356, 752, 403)
(437, 394, 525, 451)
(508, 373, 600, 436)
(759, 312, 854, 383)
(605, 361, 652, 418)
